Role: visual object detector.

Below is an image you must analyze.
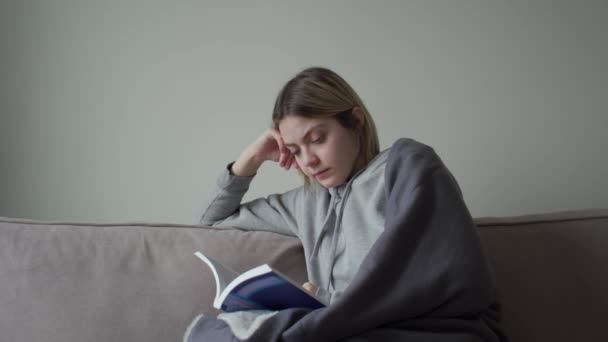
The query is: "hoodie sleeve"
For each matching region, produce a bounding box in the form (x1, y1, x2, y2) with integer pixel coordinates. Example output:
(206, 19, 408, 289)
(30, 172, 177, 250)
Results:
(199, 163, 300, 237)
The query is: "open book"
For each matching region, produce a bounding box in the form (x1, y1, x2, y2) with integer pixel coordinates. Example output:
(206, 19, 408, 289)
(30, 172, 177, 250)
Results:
(194, 251, 327, 312)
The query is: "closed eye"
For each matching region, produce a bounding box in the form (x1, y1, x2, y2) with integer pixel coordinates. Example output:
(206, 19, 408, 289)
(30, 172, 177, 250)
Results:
(312, 136, 325, 144)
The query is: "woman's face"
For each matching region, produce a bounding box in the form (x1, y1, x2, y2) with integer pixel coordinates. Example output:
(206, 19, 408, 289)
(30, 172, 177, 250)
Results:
(278, 115, 360, 188)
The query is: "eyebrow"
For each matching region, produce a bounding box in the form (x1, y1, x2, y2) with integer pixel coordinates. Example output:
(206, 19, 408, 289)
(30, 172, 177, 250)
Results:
(284, 124, 327, 148)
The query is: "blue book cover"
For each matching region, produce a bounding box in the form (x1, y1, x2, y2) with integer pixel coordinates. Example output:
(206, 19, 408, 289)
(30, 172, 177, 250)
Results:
(195, 251, 327, 312)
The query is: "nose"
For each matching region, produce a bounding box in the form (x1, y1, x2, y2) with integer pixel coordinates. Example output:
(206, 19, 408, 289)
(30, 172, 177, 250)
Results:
(300, 149, 320, 168)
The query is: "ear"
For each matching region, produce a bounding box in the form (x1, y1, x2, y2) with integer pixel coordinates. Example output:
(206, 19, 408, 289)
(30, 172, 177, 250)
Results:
(351, 106, 365, 128)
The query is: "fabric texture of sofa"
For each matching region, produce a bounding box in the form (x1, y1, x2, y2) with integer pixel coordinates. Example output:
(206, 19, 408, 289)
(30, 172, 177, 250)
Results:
(1, 208, 606, 342)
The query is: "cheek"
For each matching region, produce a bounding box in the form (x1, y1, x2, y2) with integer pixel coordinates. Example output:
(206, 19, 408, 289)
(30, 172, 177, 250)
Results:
(335, 138, 358, 168)
(322, 146, 340, 166)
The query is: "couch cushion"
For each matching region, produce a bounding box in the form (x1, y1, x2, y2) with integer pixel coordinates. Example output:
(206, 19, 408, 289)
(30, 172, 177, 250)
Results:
(476, 209, 608, 342)
(0, 218, 306, 342)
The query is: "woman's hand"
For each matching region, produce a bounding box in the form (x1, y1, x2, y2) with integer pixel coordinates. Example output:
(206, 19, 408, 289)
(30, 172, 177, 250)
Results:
(231, 128, 298, 176)
(302, 282, 318, 295)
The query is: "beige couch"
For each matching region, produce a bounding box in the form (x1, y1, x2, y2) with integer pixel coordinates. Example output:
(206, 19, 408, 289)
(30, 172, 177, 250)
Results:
(1, 209, 606, 342)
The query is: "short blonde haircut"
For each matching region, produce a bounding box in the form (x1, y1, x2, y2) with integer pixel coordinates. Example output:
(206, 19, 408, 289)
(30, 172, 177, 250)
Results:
(272, 67, 380, 186)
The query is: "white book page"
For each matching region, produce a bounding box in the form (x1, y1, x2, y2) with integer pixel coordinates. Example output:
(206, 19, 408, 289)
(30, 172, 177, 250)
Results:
(217, 264, 274, 306)
(194, 251, 239, 306)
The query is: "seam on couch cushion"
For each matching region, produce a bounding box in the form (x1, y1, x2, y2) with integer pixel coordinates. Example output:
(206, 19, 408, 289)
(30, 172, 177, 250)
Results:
(475, 208, 608, 228)
(0, 217, 298, 237)
(0, 217, 225, 229)
(4, 208, 607, 230)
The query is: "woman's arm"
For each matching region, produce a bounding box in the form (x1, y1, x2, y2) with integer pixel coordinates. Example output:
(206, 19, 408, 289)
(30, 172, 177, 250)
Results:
(199, 163, 301, 236)
(231, 127, 295, 176)
(199, 128, 300, 236)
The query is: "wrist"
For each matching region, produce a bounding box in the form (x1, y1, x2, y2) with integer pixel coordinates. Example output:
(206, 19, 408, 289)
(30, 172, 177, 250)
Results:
(231, 150, 263, 177)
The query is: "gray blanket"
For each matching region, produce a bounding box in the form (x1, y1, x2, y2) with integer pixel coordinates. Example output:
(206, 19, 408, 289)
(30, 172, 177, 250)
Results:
(186, 138, 508, 342)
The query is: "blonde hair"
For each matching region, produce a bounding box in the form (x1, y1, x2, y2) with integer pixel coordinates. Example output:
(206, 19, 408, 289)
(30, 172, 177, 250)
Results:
(272, 67, 380, 186)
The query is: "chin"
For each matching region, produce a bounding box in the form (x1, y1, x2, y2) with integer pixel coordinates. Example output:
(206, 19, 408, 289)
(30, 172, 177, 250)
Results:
(319, 177, 347, 188)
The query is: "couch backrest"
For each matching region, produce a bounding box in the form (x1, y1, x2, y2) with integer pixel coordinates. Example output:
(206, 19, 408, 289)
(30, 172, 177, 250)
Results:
(476, 209, 608, 342)
(2, 209, 607, 342)
(0, 218, 307, 342)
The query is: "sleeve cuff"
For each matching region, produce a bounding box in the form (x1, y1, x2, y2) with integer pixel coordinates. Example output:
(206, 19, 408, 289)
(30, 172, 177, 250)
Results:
(216, 162, 255, 193)
(315, 287, 332, 306)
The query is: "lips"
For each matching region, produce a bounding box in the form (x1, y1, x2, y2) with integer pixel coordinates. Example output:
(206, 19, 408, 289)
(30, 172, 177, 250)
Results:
(313, 169, 330, 178)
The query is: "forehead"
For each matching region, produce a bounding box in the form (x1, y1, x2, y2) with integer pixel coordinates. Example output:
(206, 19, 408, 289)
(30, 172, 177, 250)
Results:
(278, 116, 334, 142)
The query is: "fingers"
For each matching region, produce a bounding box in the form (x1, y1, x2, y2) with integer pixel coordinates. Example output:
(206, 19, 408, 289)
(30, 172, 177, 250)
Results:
(269, 128, 294, 171)
(302, 282, 317, 294)
(283, 147, 300, 171)
(284, 153, 295, 170)
(277, 142, 290, 169)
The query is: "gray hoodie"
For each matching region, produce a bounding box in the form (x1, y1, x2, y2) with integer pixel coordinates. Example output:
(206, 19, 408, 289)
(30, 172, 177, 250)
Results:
(200, 147, 390, 304)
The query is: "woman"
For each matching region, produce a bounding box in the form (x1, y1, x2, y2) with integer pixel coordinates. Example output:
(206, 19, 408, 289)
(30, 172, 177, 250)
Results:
(200, 66, 387, 304)
(192, 67, 506, 342)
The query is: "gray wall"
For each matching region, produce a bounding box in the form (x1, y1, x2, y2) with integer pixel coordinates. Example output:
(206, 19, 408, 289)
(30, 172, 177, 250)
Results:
(1, 0, 607, 223)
